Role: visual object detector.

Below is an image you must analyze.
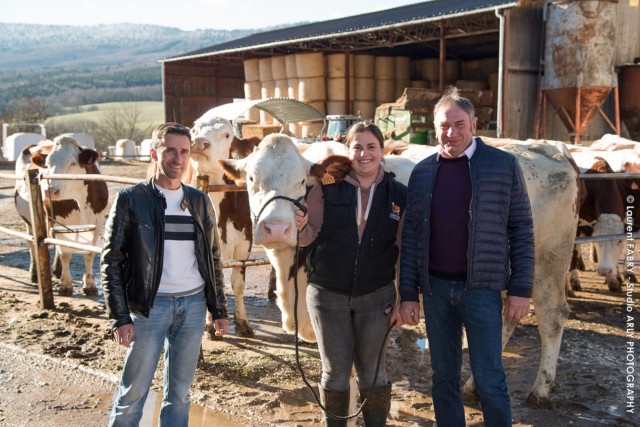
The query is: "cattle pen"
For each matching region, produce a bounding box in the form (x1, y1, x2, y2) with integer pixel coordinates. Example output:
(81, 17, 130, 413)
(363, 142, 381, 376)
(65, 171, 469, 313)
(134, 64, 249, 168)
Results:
(0, 169, 270, 309)
(0, 167, 637, 308)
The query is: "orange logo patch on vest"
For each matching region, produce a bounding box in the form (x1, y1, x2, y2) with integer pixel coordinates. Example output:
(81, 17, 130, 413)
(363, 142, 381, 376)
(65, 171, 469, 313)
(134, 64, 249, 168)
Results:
(390, 202, 401, 221)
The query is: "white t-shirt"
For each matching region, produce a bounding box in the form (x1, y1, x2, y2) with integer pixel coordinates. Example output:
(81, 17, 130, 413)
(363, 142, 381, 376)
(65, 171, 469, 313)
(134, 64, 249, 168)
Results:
(156, 184, 205, 296)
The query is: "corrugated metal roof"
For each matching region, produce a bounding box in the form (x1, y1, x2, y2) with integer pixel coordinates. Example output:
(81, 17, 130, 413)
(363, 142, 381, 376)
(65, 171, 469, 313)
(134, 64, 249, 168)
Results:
(203, 98, 325, 124)
(164, 0, 517, 62)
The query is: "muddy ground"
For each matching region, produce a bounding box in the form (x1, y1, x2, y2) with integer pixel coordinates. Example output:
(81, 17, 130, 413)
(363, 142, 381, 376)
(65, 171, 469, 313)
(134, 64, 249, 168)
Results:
(0, 159, 638, 426)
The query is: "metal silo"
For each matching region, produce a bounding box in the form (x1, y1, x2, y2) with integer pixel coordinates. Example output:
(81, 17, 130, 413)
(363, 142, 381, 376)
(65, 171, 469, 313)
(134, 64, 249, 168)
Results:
(542, 0, 618, 143)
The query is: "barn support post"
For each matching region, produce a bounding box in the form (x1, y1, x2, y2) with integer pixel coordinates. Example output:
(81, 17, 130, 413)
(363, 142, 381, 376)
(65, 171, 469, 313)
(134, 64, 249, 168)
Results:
(26, 168, 54, 309)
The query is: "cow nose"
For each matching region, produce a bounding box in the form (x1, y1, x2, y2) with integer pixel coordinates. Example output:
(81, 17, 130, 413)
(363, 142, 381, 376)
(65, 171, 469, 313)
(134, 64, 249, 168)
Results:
(597, 266, 612, 276)
(260, 222, 293, 242)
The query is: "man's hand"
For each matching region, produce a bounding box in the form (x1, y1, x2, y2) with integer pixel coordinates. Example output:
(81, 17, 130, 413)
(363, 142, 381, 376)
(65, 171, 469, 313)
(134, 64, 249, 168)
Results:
(504, 295, 531, 323)
(114, 324, 133, 348)
(399, 301, 420, 326)
(213, 319, 230, 337)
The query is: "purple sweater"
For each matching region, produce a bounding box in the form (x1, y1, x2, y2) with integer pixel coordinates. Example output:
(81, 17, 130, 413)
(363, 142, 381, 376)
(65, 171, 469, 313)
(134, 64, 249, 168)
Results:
(429, 155, 472, 279)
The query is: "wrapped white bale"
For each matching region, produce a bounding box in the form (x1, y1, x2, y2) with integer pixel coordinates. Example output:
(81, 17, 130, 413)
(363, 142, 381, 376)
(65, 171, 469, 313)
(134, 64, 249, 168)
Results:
(3, 132, 44, 161)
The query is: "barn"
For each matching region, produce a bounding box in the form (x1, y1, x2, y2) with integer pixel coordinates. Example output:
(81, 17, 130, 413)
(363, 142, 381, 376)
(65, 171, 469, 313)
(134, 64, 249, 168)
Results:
(160, 0, 640, 143)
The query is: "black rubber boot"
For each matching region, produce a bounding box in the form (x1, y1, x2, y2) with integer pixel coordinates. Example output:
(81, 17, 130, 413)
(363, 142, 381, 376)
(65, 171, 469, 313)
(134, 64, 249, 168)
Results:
(359, 383, 392, 427)
(319, 386, 350, 427)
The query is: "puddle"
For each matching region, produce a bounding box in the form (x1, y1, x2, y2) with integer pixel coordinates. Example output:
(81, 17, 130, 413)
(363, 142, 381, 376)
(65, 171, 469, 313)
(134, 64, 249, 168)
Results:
(138, 391, 243, 426)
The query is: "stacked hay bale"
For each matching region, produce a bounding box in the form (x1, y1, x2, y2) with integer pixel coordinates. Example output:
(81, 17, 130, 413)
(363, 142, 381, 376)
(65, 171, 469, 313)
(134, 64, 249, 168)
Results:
(395, 56, 411, 99)
(243, 58, 261, 123)
(259, 57, 275, 124)
(375, 56, 396, 107)
(326, 53, 354, 116)
(353, 54, 376, 120)
(296, 52, 326, 138)
(285, 54, 299, 136)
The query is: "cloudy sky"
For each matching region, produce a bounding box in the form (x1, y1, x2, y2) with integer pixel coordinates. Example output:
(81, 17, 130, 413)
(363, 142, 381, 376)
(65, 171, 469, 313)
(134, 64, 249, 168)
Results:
(2, 0, 425, 30)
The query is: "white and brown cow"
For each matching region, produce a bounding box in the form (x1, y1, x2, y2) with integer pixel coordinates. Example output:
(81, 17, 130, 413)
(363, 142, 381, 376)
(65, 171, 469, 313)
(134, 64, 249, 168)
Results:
(189, 115, 262, 338)
(568, 152, 637, 292)
(19, 135, 109, 296)
(220, 134, 579, 405)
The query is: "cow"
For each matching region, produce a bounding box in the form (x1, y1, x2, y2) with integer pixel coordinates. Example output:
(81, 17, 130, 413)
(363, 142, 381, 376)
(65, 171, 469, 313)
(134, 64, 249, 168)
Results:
(569, 153, 633, 292)
(189, 115, 262, 338)
(219, 134, 580, 405)
(24, 135, 109, 296)
(14, 140, 55, 283)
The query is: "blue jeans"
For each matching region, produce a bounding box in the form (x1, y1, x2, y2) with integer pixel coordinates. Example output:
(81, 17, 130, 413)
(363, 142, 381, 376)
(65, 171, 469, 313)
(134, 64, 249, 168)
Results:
(424, 275, 511, 427)
(109, 290, 206, 427)
(306, 282, 396, 391)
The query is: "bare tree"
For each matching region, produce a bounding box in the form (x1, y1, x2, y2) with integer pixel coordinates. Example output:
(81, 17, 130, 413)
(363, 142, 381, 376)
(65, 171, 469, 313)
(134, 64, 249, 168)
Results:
(8, 97, 50, 123)
(94, 103, 156, 151)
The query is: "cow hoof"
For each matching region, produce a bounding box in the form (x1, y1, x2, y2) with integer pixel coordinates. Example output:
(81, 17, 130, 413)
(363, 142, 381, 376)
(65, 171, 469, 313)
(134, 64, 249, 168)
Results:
(83, 287, 99, 296)
(607, 280, 622, 293)
(628, 272, 638, 283)
(236, 322, 255, 338)
(524, 393, 553, 409)
(58, 287, 73, 296)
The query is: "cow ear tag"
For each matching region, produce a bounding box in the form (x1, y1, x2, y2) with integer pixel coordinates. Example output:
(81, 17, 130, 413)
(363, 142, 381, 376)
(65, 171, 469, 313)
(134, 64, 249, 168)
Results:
(321, 172, 335, 185)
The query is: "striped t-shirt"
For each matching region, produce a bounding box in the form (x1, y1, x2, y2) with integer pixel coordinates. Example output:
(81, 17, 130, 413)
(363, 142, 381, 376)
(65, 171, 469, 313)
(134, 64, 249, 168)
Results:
(156, 184, 205, 296)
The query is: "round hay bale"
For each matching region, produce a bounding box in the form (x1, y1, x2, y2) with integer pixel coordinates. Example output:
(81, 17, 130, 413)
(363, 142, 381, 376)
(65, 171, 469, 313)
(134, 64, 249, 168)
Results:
(327, 53, 354, 78)
(287, 78, 299, 99)
(296, 52, 324, 78)
(354, 77, 375, 101)
(395, 79, 411, 98)
(261, 80, 275, 99)
(353, 101, 377, 120)
(445, 60, 460, 83)
(258, 58, 273, 82)
(375, 56, 395, 79)
(354, 55, 375, 78)
(244, 59, 260, 82)
(274, 79, 288, 98)
(327, 77, 355, 101)
(285, 54, 298, 78)
(288, 123, 300, 138)
(376, 79, 396, 103)
(395, 56, 411, 81)
(244, 81, 261, 99)
(410, 79, 430, 89)
(301, 122, 324, 138)
(260, 111, 275, 124)
(326, 100, 351, 116)
(306, 101, 326, 115)
(298, 77, 326, 102)
(455, 80, 488, 90)
(271, 56, 287, 80)
(246, 108, 260, 123)
(420, 59, 439, 81)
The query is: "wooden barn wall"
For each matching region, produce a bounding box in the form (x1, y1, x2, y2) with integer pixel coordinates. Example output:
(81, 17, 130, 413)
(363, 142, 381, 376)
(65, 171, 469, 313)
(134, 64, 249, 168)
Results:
(503, 2, 543, 140)
(616, 0, 640, 65)
(163, 61, 245, 126)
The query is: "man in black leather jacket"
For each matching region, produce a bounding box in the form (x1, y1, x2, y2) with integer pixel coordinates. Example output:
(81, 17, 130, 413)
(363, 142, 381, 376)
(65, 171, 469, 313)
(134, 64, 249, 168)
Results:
(101, 122, 229, 427)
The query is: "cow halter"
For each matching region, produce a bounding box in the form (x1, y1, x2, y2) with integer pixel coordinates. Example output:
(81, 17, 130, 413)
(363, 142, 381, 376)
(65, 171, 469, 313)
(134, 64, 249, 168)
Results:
(251, 195, 307, 225)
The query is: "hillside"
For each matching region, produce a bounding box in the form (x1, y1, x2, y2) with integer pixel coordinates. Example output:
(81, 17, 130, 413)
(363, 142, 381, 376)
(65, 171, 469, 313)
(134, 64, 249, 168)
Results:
(0, 22, 258, 114)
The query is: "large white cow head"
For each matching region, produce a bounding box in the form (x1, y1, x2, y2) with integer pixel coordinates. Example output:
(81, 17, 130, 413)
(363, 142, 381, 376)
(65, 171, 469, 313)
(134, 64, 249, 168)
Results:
(217, 133, 351, 248)
(189, 116, 235, 186)
(36, 134, 101, 202)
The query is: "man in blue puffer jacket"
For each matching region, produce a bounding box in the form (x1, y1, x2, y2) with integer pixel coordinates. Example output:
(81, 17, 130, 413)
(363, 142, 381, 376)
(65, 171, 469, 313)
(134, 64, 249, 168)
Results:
(399, 87, 534, 427)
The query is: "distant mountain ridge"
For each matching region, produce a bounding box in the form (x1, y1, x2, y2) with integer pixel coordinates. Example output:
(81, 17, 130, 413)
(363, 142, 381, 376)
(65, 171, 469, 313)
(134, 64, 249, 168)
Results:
(0, 22, 256, 69)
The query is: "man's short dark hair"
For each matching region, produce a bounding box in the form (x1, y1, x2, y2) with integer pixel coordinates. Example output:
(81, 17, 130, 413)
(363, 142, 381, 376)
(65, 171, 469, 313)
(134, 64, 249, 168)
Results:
(434, 87, 476, 122)
(151, 122, 191, 150)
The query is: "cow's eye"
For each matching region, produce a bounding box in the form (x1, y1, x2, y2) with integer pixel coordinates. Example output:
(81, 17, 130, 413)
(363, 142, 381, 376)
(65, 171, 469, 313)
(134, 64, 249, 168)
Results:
(248, 176, 254, 182)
